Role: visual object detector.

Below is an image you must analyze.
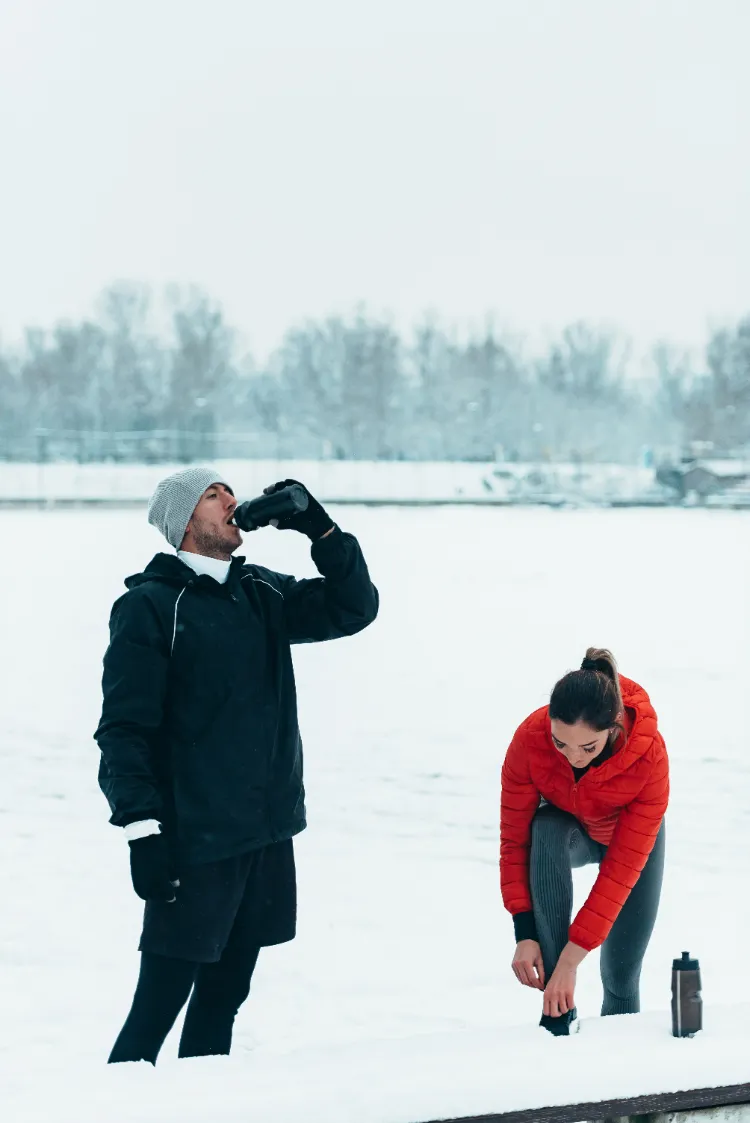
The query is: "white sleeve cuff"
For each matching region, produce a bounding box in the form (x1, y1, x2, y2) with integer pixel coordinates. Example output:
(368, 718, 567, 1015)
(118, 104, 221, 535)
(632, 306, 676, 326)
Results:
(123, 819, 161, 842)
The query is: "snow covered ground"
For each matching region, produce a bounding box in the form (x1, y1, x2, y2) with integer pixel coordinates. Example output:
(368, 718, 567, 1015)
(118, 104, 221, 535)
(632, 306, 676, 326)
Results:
(1, 505, 749, 1120)
(0, 457, 660, 505)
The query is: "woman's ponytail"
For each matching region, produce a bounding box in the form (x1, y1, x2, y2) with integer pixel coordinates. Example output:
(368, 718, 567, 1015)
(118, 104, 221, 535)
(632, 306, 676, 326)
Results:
(550, 647, 624, 736)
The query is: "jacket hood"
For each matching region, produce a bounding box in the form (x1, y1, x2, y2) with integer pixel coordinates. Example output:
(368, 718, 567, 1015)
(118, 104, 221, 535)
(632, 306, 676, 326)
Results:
(598, 675, 661, 777)
(124, 552, 248, 590)
(526, 674, 661, 778)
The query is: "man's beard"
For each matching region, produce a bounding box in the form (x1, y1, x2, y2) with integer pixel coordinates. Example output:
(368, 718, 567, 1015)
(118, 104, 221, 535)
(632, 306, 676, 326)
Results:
(191, 518, 240, 560)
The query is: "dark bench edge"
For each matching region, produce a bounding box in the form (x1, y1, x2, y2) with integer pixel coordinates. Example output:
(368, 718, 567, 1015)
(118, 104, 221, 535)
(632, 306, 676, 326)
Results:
(423, 1081, 750, 1123)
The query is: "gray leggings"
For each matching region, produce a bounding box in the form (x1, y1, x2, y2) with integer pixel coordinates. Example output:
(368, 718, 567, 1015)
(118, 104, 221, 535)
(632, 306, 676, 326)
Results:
(530, 803, 665, 1016)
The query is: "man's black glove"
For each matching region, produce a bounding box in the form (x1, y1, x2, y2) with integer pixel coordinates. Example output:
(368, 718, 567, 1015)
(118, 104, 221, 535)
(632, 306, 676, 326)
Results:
(128, 834, 178, 903)
(263, 479, 334, 541)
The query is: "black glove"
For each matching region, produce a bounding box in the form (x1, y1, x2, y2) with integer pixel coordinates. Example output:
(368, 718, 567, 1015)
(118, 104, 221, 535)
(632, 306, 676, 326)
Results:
(128, 834, 178, 903)
(263, 479, 334, 541)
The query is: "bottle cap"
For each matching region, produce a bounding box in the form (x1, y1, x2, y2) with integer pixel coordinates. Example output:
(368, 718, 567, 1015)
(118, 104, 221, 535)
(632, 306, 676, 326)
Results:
(673, 950, 699, 971)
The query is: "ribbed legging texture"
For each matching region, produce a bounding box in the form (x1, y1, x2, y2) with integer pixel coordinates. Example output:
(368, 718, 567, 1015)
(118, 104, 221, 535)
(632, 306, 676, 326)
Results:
(529, 803, 665, 1017)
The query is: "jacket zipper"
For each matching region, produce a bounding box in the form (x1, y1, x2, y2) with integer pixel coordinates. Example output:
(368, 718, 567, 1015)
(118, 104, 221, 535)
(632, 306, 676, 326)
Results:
(230, 580, 276, 839)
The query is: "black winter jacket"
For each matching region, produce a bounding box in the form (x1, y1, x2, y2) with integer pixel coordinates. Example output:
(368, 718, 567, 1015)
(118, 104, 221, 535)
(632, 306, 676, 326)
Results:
(95, 527, 378, 863)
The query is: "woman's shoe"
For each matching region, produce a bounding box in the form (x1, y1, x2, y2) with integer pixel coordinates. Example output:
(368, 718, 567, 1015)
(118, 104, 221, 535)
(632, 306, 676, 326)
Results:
(540, 1008, 578, 1036)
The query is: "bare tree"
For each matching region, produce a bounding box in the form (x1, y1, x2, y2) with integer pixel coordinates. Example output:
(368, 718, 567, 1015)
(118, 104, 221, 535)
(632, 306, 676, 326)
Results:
(97, 283, 166, 441)
(272, 313, 404, 459)
(704, 318, 750, 449)
(167, 287, 236, 461)
(1, 280, 747, 465)
(537, 323, 629, 402)
(0, 347, 22, 457)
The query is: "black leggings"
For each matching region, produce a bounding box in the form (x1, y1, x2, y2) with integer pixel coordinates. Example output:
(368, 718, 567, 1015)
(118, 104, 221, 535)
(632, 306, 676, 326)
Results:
(530, 803, 665, 1017)
(108, 940, 261, 1064)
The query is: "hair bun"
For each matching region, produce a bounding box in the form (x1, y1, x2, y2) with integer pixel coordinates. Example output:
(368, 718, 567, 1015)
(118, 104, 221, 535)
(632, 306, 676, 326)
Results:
(551, 648, 623, 733)
(580, 648, 619, 682)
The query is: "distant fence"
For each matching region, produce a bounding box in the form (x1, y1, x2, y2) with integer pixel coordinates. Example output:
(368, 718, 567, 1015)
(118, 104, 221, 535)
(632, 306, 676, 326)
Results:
(1, 458, 749, 510)
(0, 458, 667, 508)
(0, 427, 274, 464)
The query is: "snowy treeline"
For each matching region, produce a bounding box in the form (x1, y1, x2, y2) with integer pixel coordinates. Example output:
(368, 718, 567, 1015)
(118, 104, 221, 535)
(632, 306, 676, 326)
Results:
(0, 283, 748, 464)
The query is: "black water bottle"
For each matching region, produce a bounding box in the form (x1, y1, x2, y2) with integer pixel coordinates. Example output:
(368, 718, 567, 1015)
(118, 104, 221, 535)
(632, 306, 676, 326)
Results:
(671, 951, 702, 1037)
(232, 484, 309, 532)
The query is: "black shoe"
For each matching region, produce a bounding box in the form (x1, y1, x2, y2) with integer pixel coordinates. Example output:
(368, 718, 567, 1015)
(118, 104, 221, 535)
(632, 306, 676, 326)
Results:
(540, 1009, 578, 1036)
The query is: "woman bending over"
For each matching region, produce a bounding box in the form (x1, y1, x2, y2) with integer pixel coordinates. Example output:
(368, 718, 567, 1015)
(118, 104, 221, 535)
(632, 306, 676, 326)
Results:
(500, 649, 668, 1034)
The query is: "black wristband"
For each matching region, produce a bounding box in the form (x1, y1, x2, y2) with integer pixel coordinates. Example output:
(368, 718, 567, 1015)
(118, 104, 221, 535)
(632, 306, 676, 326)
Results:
(513, 910, 539, 943)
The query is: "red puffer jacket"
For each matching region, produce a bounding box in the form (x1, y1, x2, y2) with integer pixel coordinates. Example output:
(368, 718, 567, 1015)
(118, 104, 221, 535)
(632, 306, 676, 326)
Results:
(500, 676, 669, 951)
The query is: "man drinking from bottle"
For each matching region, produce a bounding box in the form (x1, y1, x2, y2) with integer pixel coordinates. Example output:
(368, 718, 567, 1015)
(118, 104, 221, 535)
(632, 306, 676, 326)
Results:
(95, 466, 379, 1064)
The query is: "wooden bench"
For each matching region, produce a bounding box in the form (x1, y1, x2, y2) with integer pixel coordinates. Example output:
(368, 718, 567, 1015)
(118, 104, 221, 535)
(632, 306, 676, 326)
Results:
(420, 1081, 750, 1122)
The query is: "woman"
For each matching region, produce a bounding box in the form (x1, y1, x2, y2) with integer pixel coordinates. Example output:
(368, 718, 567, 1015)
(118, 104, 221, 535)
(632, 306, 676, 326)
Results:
(500, 648, 668, 1035)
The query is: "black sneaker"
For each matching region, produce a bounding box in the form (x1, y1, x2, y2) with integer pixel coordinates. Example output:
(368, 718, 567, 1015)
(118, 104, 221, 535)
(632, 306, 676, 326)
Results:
(540, 1008, 578, 1036)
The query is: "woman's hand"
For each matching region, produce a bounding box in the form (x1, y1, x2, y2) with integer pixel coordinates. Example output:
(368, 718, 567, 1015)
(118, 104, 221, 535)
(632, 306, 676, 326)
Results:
(543, 942, 588, 1016)
(512, 939, 545, 990)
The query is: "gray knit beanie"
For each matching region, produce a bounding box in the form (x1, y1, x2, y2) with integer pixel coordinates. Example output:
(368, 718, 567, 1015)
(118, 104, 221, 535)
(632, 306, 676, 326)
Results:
(147, 466, 232, 549)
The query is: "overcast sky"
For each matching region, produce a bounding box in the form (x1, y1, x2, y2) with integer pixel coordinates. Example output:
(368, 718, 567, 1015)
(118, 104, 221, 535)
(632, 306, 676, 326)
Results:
(0, 0, 747, 361)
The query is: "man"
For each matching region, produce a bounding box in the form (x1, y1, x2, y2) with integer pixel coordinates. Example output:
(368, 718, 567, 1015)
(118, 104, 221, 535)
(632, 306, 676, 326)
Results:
(95, 467, 378, 1064)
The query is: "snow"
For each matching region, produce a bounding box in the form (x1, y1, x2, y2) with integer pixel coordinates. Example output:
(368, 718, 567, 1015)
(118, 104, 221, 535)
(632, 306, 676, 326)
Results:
(0, 457, 659, 504)
(1, 505, 749, 1121)
(4, 1008, 750, 1123)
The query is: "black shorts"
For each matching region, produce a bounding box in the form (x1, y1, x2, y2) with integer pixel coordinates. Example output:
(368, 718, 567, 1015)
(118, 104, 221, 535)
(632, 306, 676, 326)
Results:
(139, 839, 297, 963)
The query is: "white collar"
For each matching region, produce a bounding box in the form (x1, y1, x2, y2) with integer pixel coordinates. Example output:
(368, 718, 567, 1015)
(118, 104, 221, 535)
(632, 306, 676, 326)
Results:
(176, 550, 231, 585)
